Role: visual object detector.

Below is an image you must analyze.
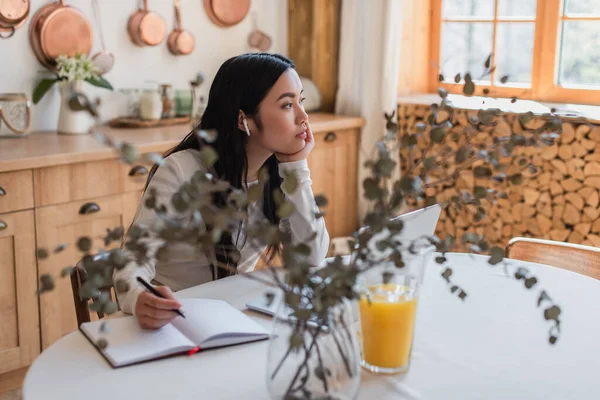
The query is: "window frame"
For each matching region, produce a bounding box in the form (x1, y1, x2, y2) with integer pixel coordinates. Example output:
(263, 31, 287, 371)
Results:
(428, 0, 600, 105)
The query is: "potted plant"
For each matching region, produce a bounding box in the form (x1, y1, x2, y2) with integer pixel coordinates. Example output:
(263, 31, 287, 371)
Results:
(32, 53, 113, 135)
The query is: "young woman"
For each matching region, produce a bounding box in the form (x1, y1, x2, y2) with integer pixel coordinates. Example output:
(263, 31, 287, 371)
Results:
(114, 53, 329, 329)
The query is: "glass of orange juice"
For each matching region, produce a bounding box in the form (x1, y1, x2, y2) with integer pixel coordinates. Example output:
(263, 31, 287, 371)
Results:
(357, 246, 430, 374)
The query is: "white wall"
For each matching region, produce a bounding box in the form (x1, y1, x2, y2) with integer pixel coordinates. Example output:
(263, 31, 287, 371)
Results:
(0, 0, 288, 131)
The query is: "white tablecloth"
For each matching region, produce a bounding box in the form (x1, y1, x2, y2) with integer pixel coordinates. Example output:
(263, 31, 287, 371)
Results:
(23, 253, 600, 399)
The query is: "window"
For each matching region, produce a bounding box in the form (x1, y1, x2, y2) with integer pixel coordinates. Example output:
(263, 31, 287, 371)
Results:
(430, 0, 600, 104)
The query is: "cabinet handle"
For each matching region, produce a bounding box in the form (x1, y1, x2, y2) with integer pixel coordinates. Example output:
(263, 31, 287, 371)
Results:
(79, 202, 101, 215)
(128, 165, 149, 177)
(0, 186, 5, 196)
(0, 221, 6, 231)
(324, 132, 337, 142)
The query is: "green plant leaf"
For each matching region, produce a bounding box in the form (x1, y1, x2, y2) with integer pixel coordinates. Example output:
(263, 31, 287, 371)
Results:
(489, 246, 504, 265)
(86, 76, 113, 90)
(32, 78, 58, 104)
(474, 186, 488, 199)
(199, 146, 218, 168)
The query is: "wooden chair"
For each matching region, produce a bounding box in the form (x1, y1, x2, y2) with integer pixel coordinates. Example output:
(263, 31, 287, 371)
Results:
(506, 237, 600, 280)
(70, 258, 119, 326)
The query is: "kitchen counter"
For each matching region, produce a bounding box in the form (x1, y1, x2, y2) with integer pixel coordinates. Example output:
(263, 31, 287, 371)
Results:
(0, 113, 365, 173)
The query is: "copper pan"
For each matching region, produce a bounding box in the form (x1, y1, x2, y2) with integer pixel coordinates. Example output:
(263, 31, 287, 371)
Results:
(204, 0, 250, 28)
(127, 0, 166, 47)
(0, 0, 31, 39)
(167, 0, 195, 56)
(29, 1, 93, 69)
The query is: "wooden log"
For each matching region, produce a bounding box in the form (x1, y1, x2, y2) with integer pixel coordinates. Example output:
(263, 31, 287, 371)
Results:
(550, 181, 564, 195)
(584, 162, 600, 177)
(566, 158, 585, 176)
(571, 169, 585, 181)
(560, 122, 575, 144)
(561, 178, 583, 192)
(553, 204, 565, 223)
(581, 138, 596, 151)
(550, 159, 568, 175)
(568, 230, 584, 244)
(536, 214, 552, 234)
(584, 206, 600, 221)
(574, 222, 592, 236)
(564, 192, 585, 210)
(523, 204, 536, 218)
(539, 202, 553, 218)
(572, 142, 588, 158)
(539, 191, 551, 204)
(563, 203, 581, 225)
(592, 218, 600, 233)
(540, 145, 558, 160)
(553, 195, 566, 205)
(577, 124, 592, 140)
(558, 145, 573, 161)
(512, 203, 523, 223)
(586, 234, 600, 247)
(587, 190, 599, 208)
(584, 153, 600, 162)
(589, 126, 600, 141)
(502, 225, 512, 238)
(523, 188, 540, 205)
(525, 218, 541, 236)
(549, 229, 570, 241)
(583, 177, 600, 189)
(539, 172, 552, 186)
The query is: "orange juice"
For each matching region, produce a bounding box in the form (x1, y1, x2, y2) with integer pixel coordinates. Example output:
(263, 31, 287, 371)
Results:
(359, 284, 418, 370)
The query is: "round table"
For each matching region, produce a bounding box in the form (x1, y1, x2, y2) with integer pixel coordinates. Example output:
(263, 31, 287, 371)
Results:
(23, 253, 600, 399)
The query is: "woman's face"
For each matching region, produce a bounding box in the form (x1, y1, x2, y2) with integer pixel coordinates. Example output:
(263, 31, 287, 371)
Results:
(246, 68, 309, 155)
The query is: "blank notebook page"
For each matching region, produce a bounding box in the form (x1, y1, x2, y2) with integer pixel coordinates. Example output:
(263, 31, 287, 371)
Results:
(80, 315, 195, 366)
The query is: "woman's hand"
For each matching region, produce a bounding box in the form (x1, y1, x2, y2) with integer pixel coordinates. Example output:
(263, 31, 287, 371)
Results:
(276, 122, 315, 163)
(135, 285, 182, 330)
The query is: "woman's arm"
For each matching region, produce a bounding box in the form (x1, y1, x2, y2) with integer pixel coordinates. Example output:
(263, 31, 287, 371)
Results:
(278, 159, 330, 266)
(113, 154, 186, 315)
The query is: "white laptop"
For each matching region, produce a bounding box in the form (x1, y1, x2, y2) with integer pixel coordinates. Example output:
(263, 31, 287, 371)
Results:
(245, 204, 442, 317)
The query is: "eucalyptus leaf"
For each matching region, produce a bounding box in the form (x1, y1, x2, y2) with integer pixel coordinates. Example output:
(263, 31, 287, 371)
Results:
(199, 146, 218, 168)
(32, 78, 59, 104)
(489, 247, 504, 265)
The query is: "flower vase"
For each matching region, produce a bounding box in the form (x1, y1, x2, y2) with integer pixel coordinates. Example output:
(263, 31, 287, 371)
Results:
(57, 80, 94, 135)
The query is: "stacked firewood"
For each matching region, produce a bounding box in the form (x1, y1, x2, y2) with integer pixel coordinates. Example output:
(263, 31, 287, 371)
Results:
(398, 103, 600, 250)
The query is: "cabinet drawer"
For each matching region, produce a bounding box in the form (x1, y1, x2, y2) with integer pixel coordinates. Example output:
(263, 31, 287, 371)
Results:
(34, 159, 123, 207)
(121, 156, 155, 193)
(35, 194, 135, 348)
(0, 170, 34, 213)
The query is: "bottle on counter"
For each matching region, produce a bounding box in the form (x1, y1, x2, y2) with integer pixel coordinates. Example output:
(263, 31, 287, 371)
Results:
(160, 84, 175, 119)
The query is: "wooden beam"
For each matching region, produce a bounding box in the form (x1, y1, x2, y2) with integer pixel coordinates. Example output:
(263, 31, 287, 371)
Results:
(288, 0, 341, 112)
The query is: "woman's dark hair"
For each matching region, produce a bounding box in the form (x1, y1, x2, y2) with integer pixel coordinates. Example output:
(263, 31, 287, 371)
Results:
(144, 53, 295, 279)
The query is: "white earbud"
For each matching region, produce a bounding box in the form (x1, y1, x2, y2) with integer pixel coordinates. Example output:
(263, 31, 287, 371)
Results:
(242, 119, 251, 136)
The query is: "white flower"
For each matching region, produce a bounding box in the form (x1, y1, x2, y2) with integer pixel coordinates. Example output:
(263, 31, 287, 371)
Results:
(56, 54, 100, 82)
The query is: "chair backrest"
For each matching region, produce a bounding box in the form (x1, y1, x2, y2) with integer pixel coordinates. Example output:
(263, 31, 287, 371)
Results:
(506, 237, 600, 280)
(70, 263, 118, 326)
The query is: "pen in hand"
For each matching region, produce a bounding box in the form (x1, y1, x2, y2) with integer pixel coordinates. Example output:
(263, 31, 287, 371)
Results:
(136, 277, 186, 318)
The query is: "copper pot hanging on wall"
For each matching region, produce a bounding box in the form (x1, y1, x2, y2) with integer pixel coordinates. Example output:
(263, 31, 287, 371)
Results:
(204, 0, 251, 28)
(29, 0, 93, 69)
(127, 0, 166, 47)
(0, 0, 30, 39)
(167, 0, 195, 56)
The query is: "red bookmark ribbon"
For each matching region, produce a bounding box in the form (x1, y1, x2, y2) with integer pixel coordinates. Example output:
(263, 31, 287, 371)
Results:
(187, 346, 201, 356)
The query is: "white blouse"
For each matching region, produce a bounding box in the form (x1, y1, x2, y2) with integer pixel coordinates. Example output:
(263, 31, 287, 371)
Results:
(113, 148, 329, 315)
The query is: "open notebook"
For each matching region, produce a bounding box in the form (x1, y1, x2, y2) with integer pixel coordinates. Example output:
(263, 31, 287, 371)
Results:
(80, 298, 270, 368)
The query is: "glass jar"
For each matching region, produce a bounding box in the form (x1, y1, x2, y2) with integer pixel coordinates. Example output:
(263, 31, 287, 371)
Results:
(139, 86, 162, 121)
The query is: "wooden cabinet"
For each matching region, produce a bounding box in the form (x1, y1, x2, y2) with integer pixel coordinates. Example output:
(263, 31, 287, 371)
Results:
(309, 128, 359, 238)
(35, 194, 138, 349)
(0, 210, 40, 374)
(0, 170, 34, 213)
